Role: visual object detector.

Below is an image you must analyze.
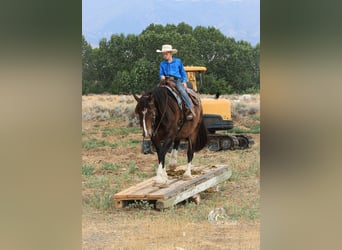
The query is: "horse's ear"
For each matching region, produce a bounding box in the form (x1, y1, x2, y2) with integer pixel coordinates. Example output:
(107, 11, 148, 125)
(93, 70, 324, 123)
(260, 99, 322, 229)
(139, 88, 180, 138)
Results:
(133, 94, 140, 102)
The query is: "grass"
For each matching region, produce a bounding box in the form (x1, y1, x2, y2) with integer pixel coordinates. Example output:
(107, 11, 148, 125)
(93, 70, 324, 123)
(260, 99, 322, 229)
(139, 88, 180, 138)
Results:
(125, 138, 141, 147)
(82, 164, 95, 176)
(248, 123, 260, 134)
(84, 175, 111, 189)
(229, 114, 260, 134)
(101, 127, 141, 137)
(82, 160, 155, 211)
(229, 122, 260, 134)
(100, 162, 119, 171)
(83, 175, 119, 211)
(250, 115, 260, 121)
(82, 138, 139, 149)
(225, 202, 259, 221)
(127, 161, 137, 174)
(82, 138, 117, 149)
(84, 188, 116, 210)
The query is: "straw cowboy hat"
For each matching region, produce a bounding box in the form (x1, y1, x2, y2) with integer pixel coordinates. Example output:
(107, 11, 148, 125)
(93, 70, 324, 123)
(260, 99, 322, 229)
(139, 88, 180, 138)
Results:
(156, 44, 178, 54)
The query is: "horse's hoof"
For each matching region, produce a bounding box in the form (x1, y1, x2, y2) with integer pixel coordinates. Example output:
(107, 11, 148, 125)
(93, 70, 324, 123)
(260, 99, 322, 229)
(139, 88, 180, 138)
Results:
(183, 175, 193, 180)
(153, 181, 169, 188)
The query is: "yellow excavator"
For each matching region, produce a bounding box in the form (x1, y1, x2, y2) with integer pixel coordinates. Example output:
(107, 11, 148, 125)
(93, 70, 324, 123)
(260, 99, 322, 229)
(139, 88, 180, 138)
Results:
(184, 66, 254, 151)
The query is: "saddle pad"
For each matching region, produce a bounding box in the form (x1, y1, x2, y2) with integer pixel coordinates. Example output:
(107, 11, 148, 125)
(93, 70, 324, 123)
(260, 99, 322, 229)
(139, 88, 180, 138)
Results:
(164, 85, 183, 110)
(187, 88, 200, 106)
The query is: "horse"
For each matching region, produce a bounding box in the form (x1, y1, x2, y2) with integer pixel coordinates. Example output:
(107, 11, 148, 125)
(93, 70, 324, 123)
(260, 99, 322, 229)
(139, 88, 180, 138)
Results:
(133, 85, 208, 187)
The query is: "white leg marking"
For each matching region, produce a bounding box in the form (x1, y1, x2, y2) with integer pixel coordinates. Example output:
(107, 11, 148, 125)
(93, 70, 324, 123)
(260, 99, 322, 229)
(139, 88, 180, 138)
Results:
(156, 162, 163, 176)
(183, 162, 192, 179)
(155, 162, 168, 184)
(162, 167, 168, 179)
(169, 149, 178, 167)
(142, 109, 147, 137)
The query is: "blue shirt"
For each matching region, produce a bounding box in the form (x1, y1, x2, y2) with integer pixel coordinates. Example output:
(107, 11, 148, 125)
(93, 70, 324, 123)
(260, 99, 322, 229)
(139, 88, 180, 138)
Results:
(159, 57, 187, 83)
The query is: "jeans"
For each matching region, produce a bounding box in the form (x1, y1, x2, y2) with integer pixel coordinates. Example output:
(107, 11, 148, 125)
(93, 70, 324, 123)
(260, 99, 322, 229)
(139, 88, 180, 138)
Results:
(175, 79, 193, 111)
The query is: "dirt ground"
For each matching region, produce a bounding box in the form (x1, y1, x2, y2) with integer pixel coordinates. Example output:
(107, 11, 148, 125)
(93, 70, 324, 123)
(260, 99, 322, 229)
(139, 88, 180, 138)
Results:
(82, 207, 259, 250)
(82, 94, 260, 249)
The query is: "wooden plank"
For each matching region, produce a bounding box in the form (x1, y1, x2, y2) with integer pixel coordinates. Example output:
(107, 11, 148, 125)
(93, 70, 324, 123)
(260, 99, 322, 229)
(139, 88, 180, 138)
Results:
(114, 199, 124, 208)
(126, 185, 161, 199)
(172, 164, 215, 174)
(114, 177, 180, 199)
(125, 178, 180, 199)
(173, 170, 231, 204)
(113, 177, 155, 199)
(147, 178, 187, 199)
(144, 178, 180, 198)
(162, 165, 228, 199)
(113, 165, 231, 209)
(156, 168, 232, 209)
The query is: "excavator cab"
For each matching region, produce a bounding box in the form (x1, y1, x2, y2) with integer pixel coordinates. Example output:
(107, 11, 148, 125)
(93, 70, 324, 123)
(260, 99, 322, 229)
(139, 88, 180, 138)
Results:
(184, 66, 206, 92)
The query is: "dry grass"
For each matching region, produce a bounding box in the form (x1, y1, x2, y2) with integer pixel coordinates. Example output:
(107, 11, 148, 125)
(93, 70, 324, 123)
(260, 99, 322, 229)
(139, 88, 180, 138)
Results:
(82, 208, 259, 250)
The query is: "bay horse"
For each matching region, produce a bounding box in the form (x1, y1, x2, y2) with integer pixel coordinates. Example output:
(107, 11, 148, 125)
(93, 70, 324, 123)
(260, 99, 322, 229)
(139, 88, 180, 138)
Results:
(133, 85, 208, 187)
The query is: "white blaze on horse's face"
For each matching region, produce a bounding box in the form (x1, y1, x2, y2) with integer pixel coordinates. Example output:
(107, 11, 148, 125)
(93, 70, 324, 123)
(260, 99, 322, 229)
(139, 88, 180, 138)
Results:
(142, 108, 153, 138)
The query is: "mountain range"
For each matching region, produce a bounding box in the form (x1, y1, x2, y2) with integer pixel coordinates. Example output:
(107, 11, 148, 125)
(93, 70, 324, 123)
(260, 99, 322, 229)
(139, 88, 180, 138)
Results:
(82, 0, 259, 47)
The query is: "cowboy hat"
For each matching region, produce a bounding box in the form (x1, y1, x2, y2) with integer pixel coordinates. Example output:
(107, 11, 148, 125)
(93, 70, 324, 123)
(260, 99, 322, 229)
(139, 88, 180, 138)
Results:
(156, 44, 178, 54)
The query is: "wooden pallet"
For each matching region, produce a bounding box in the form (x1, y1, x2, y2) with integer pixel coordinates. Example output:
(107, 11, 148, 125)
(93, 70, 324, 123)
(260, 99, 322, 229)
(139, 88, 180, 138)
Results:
(114, 165, 232, 209)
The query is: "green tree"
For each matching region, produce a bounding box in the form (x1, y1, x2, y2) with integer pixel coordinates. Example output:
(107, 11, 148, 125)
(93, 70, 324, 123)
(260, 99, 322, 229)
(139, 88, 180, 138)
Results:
(82, 36, 101, 94)
(81, 23, 260, 95)
(226, 41, 257, 93)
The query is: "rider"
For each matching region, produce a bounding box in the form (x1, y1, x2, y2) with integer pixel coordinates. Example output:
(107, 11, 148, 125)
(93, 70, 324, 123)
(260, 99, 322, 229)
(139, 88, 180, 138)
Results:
(157, 44, 196, 121)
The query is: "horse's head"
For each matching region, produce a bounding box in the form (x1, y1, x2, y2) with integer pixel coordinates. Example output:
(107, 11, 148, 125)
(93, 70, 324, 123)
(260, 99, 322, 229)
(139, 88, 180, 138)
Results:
(133, 93, 156, 138)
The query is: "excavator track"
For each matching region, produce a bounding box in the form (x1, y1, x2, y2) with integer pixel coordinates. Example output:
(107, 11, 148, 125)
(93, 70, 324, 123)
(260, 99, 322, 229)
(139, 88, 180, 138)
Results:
(207, 134, 239, 151)
(233, 134, 255, 149)
(207, 133, 254, 151)
(141, 133, 254, 154)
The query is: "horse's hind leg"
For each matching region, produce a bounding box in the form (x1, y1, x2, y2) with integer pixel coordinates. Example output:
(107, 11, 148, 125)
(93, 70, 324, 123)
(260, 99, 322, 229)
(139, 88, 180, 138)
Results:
(183, 139, 194, 180)
(168, 139, 180, 171)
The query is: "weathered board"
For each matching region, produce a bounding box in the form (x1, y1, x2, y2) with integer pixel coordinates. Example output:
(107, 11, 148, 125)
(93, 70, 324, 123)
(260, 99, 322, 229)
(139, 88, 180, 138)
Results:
(113, 165, 231, 209)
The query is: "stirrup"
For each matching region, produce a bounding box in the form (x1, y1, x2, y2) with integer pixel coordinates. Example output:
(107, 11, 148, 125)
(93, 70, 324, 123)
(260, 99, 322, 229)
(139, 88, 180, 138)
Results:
(185, 109, 195, 120)
(186, 114, 194, 120)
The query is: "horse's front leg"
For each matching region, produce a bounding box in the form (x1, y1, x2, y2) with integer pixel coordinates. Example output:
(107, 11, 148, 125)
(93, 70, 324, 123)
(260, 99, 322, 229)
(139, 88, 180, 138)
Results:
(153, 138, 173, 186)
(183, 138, 194, 180)
(168, 139, 180, 171)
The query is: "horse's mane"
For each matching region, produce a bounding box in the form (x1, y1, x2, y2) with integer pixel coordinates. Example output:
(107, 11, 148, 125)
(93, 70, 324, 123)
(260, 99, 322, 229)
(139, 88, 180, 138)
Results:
(149, 86, 178, 115)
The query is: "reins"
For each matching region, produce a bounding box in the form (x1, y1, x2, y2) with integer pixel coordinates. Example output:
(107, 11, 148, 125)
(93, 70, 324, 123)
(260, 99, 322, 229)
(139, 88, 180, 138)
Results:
(152, 91, 169, 136)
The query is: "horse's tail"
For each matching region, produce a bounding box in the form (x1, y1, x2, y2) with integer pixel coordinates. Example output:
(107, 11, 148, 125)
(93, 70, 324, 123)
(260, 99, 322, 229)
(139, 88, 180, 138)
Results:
(193, 119, 208, 152)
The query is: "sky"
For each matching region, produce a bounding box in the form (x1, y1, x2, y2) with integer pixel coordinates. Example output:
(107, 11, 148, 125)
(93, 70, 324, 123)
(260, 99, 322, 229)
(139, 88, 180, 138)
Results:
(82, 0, 260, 47)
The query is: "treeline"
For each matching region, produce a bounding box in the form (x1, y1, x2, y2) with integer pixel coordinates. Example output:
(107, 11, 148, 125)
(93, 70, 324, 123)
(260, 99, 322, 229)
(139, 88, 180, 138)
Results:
(82, 22, 259, 95)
